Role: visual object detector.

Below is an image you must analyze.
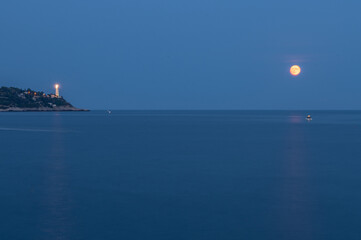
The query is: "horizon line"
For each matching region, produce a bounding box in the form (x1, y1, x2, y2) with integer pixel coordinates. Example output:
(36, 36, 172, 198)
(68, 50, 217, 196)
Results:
(88, 109, 361, 111)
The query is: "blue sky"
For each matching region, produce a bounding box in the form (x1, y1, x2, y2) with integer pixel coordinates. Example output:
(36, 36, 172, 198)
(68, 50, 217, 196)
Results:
(0, 0, 360, 109)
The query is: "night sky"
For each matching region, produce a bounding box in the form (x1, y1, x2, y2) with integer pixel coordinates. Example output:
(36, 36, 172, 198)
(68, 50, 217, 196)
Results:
(1, 0, 360, 110)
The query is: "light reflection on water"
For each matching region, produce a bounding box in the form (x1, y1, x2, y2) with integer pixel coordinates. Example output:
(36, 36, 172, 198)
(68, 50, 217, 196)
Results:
(40, 114, 73, 240)
(278, 117, 313, 239)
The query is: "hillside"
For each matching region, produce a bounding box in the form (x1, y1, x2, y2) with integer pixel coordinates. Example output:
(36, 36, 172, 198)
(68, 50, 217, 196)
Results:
(0, 87, 86, 111)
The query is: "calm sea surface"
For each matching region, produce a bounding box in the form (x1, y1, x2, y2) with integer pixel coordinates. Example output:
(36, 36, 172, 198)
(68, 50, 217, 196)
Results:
(1, 111, 361, 240)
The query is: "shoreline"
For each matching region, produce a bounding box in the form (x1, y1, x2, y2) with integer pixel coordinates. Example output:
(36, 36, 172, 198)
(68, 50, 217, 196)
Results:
(0, 107, 89, 112)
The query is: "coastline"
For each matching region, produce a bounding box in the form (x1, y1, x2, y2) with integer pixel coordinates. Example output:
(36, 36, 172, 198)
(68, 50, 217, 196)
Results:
(0, 107, 89, 112)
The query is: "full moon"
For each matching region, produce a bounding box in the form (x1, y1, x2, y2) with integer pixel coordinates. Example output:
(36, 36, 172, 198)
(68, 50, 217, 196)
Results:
(290, 65, 301, 76)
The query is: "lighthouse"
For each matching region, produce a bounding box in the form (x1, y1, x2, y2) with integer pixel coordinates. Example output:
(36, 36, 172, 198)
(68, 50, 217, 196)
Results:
(55, 84, 59, 97)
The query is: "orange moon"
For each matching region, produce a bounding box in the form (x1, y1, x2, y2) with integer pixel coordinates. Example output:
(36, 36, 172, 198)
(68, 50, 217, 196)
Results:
(290, 65, 301, 76)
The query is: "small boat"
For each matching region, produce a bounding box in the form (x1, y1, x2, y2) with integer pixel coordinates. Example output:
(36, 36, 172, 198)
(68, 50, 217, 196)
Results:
(306, 114, 312, 120)
(107, 110, 112, 114)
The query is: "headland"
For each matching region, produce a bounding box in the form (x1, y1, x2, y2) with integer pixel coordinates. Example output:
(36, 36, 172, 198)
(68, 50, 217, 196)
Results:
(0, 87, 88, 112)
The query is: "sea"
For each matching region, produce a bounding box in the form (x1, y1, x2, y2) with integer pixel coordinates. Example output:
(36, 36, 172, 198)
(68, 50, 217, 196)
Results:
(1, 110, 361, 240)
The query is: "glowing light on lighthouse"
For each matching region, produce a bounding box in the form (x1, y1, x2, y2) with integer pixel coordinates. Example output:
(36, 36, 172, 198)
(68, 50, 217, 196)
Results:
(55, 84, 59, 97)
